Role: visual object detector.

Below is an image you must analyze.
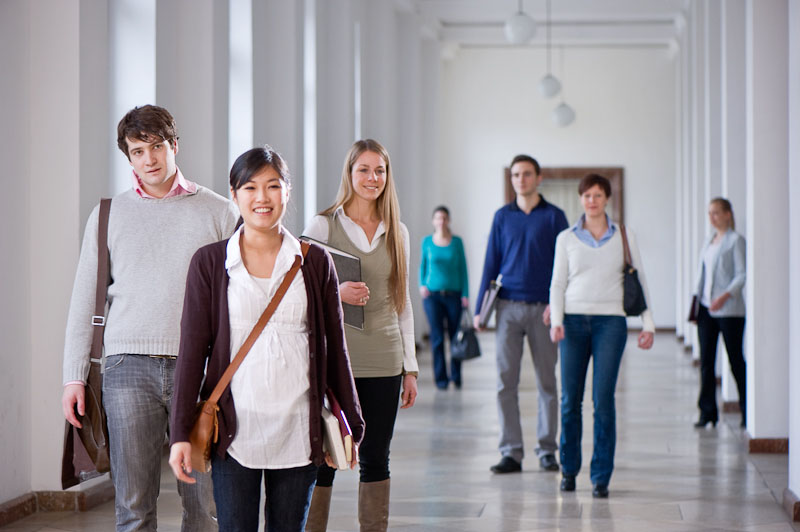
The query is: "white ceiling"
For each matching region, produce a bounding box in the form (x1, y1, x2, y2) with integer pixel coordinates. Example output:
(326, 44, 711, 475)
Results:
(412, 0, 689, 47)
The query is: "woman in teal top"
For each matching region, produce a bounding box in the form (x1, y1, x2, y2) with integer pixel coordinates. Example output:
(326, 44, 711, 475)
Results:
(419, 205, 469, 389)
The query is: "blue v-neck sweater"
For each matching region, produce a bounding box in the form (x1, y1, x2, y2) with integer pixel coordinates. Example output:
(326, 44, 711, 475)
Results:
(475, 197, 568, 313)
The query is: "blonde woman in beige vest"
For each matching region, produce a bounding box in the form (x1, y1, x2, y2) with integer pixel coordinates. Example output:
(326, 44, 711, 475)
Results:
(303, 139, 419, 531)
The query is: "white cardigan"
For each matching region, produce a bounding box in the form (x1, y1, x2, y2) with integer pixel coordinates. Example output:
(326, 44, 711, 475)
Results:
(549, 227, 656, 332)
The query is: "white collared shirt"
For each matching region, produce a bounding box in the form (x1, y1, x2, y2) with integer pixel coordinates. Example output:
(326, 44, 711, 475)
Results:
(225, 226, 311, 469)
(303, 207, 418, 374)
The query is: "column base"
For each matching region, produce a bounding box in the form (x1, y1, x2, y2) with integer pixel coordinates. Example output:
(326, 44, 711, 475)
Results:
(722, 401, 741, 413)
(0, 479, 114, 527)
(747, 436, 788, 453)
(783, 488, 800, 521)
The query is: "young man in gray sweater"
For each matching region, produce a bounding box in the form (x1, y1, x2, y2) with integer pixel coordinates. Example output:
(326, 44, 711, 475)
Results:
(61, 105, 238, 532)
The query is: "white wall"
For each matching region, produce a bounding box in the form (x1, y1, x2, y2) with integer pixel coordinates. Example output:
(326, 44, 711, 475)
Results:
(0, 0, 32, 504)
(438, 46, 677, 327)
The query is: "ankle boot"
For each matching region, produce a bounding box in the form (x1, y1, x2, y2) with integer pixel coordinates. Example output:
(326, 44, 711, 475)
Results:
(358, 479, 390, 532)
(305, 485, 332, 532)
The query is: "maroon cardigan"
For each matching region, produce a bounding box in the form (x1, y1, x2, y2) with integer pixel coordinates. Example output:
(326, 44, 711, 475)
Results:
(170, 239, 365, 465)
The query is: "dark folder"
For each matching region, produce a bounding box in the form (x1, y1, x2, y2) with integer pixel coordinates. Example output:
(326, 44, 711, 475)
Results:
(301, 237, 364, 329)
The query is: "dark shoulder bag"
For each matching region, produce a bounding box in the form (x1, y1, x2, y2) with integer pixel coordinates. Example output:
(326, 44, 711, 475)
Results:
(62, 198, 112, 489)
(620, 224, 648, 317)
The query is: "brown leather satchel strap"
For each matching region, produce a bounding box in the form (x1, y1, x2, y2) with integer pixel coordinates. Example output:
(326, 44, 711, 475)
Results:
(619, 224, 633, 267)
(206, 240, 311, 405)
(90, 198, 112, 364)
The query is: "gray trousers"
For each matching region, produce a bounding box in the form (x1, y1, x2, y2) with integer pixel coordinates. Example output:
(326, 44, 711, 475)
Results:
(495, 299, 559, 462)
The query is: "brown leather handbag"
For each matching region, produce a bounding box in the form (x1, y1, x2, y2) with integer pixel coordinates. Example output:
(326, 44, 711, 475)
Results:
(62, 198, 112, 489)
(189, 240, 310, 472)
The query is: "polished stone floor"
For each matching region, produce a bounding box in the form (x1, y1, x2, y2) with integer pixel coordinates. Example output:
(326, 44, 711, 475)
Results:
(4, 332, 797, 531)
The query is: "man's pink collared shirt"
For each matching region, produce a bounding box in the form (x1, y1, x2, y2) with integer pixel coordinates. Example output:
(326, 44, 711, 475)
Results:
(131, 168, 197, 198)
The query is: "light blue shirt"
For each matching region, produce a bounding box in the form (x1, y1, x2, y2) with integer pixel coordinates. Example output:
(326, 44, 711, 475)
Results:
(571, 214, 616, 248)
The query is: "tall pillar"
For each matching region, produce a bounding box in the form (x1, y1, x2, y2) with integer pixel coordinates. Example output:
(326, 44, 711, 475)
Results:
(689, 0, 707, 360)
(315, 0, 356, 213)
(156, 0, 229, 195)
(745, 0, 789, 444)
(719, 0, 747, 411)
(109, 0, 156, 194)
(0, 0, 33, 503)
(28, 0, 84, 490)
(784, 0, 800, 520)
(252, 0, 305, 233)
(228, 0, 254, 175)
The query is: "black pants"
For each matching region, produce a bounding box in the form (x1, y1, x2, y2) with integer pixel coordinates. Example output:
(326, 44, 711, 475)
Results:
(696, 304, 746, 422)
(316, 375, 403, 486)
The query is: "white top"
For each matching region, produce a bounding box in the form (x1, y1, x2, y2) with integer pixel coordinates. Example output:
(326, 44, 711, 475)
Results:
(701, 239, 721, 307)
(225, 226, 312, 469)
(549, 227, 656, 332)
(303, 207, 418, 374)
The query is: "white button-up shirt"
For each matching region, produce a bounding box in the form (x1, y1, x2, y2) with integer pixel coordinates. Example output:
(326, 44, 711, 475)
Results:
(225, 226, 312, 469)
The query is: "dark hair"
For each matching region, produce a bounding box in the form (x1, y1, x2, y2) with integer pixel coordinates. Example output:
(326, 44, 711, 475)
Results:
(710, 197, 736, 230)
(229, 146, 291, 191)
(578, 174, 612, 197)
(432, 205, 450, 218)
(116, 105, 178, 159)
(510, 154, 541, 176)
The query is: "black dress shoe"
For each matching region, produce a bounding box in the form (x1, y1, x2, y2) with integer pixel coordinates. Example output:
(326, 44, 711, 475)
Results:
(539, 454, 559, 471)
(592, 484, 609, 498)
(560, 475, 576, 492)
(693, 415, 718, 428)
(490, 456, 522, 474)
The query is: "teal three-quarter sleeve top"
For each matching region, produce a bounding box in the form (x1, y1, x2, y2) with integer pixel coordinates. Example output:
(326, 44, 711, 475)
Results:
(419, 235, 469, 298)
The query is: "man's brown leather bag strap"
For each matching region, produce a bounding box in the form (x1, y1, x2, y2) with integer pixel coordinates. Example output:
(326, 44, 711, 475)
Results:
(206, 240, 311, 405)
(90, 198, 112, 363)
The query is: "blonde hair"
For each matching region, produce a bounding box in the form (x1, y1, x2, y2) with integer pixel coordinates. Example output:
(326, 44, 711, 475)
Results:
(321, 139, 407, 314)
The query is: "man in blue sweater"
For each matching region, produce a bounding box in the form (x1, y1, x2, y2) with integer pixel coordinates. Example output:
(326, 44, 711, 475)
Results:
(474, 154, 569, 474)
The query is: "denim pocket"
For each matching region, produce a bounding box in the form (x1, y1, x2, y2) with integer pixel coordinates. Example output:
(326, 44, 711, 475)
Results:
(103, 354, 126, 373)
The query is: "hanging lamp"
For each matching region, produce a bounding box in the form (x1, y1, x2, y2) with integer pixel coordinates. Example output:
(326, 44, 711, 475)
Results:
(538, 0, 561, 98)
(504, 0, 536, 45)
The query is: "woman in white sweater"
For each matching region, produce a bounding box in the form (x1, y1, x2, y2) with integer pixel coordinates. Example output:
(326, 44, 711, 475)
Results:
(549, 174, 655, 499)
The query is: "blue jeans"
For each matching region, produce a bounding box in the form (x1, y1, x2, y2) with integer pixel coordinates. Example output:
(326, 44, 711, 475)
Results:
(422, 292, 463, 388)
(211, 453, 318, 532)
(559, 315, 627, 486)
(103, 354, 217, 532)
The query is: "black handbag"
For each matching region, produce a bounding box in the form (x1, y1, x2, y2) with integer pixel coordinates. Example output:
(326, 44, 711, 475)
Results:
(62, 198, 112, 489)
(451, 310, 481, 361)
(620, 225, 647, 316)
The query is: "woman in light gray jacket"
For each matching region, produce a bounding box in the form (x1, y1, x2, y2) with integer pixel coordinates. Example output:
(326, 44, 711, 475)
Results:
(693, 198, 746, 428)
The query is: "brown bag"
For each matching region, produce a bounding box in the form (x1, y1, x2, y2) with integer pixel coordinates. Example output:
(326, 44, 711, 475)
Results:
(62, 198, 112, 489)
(189, 240, 310, 473)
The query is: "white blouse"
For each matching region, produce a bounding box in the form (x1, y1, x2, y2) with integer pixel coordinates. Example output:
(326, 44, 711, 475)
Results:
(225, 226, 311, 469)
(701, 238, 722, 307)
(303, 207, 418, 374)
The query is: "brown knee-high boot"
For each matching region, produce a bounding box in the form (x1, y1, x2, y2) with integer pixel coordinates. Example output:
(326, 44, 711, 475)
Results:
(358, 479, 390, 532)
(305, 485, 332, 532)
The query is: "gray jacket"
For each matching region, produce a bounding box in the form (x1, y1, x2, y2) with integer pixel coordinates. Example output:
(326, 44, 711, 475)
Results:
(694, 229, 746, 317)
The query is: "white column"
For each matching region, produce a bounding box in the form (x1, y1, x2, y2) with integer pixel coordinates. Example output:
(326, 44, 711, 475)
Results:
(678, 12, 694, 346)
(156, 0, 229, 195)
(690, 1, 707, 361)
(109, 0, 156, 194)
(360, 0, 400, 152)
(674, 13, 688, 340)
(252, 0, 305, 234)
(28, 0, 84, 491)
(719, 0, 747, 410)
(228, 0, 254, 174)
(786, 0, 800, 500)
(0, 0, 33, 502)
(745, 0, 789, 437)
(314, 0, 356, 214)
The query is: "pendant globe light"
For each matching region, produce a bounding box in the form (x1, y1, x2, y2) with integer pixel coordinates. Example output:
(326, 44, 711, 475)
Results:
(538, 0, 561, 98)
(504, 0, 536, 45)
(552, 102, 576, 127)
(551, 46, 576, 127)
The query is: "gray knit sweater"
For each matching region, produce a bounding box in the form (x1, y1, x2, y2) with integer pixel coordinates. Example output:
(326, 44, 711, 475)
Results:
(63, 187, 238, 384)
